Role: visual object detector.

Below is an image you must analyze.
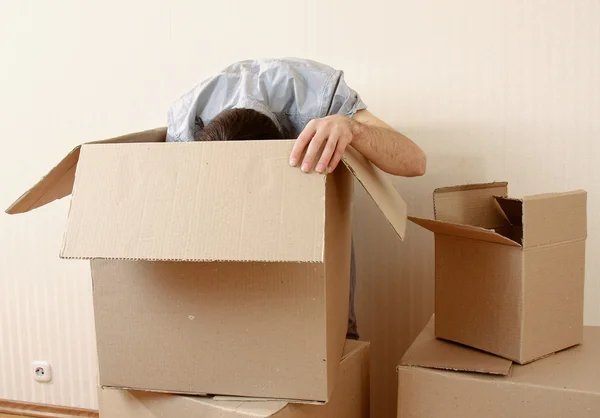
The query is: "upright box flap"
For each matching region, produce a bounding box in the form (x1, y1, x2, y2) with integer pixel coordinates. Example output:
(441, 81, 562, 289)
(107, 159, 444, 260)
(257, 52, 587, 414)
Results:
(408, 217, 521, 247)
(399, 317, 512, 375)
(433, 182, 508, 229)
(6, 128, 166, 214)
(342, 146, 407, 240)
(521, 190, 587, 248)
(62, 141, 327, 262)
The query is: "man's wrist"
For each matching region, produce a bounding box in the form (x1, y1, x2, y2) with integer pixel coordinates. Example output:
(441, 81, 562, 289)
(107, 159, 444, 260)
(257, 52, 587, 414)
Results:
(350, 118, 365, 144)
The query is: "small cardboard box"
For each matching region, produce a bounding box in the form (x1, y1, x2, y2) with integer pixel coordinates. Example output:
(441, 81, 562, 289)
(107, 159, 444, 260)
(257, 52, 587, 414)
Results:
(7, 128, 406, 402)
(397, 318, 600, 418)
(409, 182, 587, 363)
(99, 340, 370, 418)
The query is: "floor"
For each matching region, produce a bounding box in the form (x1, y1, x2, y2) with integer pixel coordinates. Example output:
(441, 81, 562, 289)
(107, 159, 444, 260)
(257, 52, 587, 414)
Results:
(0, 401, 98, 418)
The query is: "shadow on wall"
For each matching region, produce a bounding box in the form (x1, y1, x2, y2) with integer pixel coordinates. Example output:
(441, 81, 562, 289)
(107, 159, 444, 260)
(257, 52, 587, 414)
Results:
(352, 151, 488, 418)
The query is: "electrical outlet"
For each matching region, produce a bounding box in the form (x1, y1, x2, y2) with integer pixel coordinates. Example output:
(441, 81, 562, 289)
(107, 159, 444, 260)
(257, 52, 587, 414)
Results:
(32, 361, 52, 383)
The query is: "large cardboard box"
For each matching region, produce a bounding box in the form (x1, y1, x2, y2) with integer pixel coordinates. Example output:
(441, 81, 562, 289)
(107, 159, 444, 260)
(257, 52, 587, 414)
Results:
(99, 340, 370, 418)
(409, 182, 587, 363)
(397, 319, 600, 418)
(7, 128, 406, 402)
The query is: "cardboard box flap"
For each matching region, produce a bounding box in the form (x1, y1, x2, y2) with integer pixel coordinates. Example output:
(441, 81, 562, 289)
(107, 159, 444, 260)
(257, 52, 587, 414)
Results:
(433, 182, 508, 229)
(6, 146, 82, 215)
(521, 190, 587, 248)
(408, 216, 521, 247)
(341, 146, 407, 240)
(61, 141, 327, 262)
(6, 128, 166, 215)
(399, 317, 512, 376)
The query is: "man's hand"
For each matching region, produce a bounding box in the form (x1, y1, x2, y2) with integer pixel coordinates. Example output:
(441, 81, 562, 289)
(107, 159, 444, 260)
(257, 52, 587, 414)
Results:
(290, 110, 426, 177)
(289, 115, 356, 174)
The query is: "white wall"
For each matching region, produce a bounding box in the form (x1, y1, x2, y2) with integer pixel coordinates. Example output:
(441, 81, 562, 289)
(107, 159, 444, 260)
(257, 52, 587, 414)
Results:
(0, 0, 598, 416)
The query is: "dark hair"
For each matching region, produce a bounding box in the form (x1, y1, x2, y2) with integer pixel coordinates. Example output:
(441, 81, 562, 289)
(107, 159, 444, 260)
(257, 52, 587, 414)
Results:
(194, 108, 284, 141)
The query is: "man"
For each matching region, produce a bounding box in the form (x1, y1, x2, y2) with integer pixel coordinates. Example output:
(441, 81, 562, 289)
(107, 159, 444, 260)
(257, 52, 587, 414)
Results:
(166, 58, 426, 339)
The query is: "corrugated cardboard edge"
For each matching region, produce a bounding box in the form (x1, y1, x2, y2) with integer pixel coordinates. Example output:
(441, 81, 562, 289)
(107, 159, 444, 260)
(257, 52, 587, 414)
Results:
(341, 146, 407, 240)
(398, 317, 513, 376)
(433, 181, 509, 194)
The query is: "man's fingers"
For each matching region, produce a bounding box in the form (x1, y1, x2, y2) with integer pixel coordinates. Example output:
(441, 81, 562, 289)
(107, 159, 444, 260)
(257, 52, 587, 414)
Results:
(301, 129, 328, 173)
(315, 133, 338, 174)
(290, 121, 317, 166)
(328, 141, 347, 173)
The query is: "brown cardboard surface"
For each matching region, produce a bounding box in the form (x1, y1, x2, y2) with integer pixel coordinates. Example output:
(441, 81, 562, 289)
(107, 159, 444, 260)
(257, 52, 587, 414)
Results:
(342, 145, 407, 239)
(408, 217, 520, 247)
(352, 179, 434, 418)
(99, 340, 370, 418)
(62, 141, 326, 262)
(324, 163, 353, 394)
(92, 259, 330, 400)
(7, 129, 407, 402)
(410, 181, 587, 364)
(81, 141, 355, 401)
(400, 317, 512, 375)
(522, 240, 586, 362)
(432, 181, 508, 228)
(434, 234, 525, 361)
(5, 128, 166, 215)
(397, 325, 600, 418)
(8, 131, 409, 241)
(521, 190, 587, 247)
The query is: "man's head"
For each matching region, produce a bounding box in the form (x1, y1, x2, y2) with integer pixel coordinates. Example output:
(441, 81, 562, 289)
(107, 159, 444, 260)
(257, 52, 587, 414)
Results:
(194, 108, 284, 141)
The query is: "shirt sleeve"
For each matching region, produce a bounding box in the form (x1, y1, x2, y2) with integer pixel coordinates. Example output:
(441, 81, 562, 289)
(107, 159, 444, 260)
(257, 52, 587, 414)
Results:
(326, 71, 368, 118)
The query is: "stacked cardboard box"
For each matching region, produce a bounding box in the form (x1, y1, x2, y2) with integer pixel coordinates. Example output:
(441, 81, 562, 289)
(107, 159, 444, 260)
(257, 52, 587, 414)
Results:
(7, 128, 409, 416)
(398, 182, 600, 417)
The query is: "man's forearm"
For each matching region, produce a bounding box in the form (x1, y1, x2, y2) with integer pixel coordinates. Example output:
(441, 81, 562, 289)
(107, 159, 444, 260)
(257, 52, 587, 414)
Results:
(350, 115, 426, 177)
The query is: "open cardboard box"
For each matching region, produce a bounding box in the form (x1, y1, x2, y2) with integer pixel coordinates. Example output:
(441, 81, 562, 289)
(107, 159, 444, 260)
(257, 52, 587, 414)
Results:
(409, 182, 587, 363)
(7, 128, 407, 403)
(397, 317, 600, 418)
(99, 339, 370, 418)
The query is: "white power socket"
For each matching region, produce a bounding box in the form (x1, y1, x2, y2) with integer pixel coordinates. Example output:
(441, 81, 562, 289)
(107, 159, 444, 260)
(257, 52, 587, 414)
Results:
(32, 361, 52, 383)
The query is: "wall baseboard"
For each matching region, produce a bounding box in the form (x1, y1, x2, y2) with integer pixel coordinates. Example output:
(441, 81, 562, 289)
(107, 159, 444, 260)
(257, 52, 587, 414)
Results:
(0, 400, 98, 418)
